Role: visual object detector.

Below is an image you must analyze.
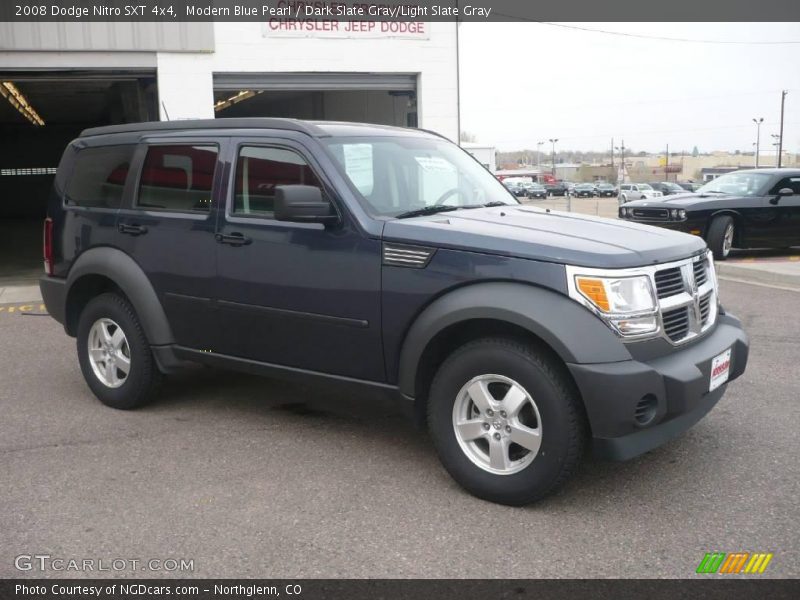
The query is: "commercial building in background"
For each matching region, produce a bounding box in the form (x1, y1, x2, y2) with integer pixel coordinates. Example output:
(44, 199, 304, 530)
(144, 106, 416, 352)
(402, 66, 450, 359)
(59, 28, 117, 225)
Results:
(461, 143, 497, 172)
(0, 21, 458, 279)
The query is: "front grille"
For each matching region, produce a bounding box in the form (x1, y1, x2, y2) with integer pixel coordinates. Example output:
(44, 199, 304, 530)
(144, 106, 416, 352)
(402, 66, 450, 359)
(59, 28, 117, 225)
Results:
(631, 208, 669, 220)
(693, 259, 708, 286)
(662, 307, 690, 342)
(699, 293, 712, 324)
(654, 267, 684, 299)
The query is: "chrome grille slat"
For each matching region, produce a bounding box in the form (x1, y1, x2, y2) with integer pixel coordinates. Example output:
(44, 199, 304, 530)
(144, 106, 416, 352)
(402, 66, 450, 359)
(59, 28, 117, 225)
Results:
(654, 267, 684, 299)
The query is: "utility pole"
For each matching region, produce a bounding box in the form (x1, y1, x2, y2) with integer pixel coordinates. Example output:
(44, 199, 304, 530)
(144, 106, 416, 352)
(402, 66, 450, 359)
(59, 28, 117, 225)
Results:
(615, 140, 626, 184)
(752, 117, 763, 168)
(549, 138, 558, 178)
(777, 90, 787, 168)
(665, 144, 669, 182)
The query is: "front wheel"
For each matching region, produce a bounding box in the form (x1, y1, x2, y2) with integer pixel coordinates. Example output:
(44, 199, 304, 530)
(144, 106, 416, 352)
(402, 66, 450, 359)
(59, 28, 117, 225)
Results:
(427, 338, 586, 505)
(707, 215, 735, 260)
(77, 293, 162, 409)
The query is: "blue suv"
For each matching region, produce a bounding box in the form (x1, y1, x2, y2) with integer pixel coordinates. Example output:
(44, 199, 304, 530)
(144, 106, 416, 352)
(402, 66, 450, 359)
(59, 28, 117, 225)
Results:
(40, 119, 749, 505)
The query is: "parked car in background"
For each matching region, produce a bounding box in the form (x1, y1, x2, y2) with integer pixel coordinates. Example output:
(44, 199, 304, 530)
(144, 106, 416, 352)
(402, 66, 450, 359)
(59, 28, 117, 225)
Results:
(618, 183, 664, 204)
(503, 181, 524, 196)
(572, 183, 597, 198)
(619, 168, 800, 259)
(527, 183, 548, 199)
(678, 181, 702, 193)
(595, 183, 617, 197)
(544, 182, 568, 196)
(650, 181, 689, 196)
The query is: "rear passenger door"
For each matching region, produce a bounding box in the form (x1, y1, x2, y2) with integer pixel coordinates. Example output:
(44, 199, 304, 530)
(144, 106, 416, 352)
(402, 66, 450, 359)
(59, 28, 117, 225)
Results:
(212, 137, 384, 382)
(768, 176, 800, 246)
(115, 138, 226, 349)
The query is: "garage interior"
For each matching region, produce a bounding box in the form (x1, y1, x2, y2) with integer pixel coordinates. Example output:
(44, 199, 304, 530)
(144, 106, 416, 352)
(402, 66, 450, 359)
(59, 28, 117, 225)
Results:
(0, 71, 157, 284)
(213, 73, 418, 128)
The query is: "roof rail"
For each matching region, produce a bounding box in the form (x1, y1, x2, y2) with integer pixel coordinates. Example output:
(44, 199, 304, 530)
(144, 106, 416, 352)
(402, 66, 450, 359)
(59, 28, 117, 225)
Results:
(80, 118, 327, 138)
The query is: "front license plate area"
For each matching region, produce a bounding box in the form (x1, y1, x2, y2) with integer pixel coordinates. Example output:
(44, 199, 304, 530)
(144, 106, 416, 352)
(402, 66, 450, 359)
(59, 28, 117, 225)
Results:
(709, 348, 732, 392)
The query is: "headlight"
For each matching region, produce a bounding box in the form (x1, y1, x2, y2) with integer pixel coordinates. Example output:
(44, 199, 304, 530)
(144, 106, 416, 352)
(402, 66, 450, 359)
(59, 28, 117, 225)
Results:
(619, 207, 627, 217)
(670, 209, 687, 220)
(567, 269, 659, 337)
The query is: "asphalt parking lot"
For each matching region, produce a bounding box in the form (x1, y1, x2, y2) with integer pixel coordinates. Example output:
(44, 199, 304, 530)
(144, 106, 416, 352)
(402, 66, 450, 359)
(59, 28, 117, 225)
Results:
(1, 279, 798, 579)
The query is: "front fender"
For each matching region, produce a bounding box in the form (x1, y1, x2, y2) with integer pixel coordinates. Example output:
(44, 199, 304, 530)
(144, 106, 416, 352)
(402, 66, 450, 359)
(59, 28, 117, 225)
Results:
(66, 246, 175, 345)
(397, 282, 632, 398)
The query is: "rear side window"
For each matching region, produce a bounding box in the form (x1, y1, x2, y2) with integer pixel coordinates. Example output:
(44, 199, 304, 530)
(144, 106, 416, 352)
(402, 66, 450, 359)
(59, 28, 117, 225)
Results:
(65, 145, 134, 208)
(137, 145, 218, 212)
(233, 146, 322, 218)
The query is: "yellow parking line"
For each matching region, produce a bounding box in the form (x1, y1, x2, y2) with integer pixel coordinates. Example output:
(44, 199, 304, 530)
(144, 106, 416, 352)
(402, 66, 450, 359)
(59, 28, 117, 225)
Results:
(0, 303, 48, 314)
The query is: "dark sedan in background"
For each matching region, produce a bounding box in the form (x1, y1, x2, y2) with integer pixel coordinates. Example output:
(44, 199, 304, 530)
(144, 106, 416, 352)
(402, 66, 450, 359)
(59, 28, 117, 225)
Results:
(572, 183, 597, 197)
(595, 182, 617, 197)
(620, 169, 800, 259)
(527, 182, 548, 199)
(650, 181, 689, 196)
(544, 182, 568, 196)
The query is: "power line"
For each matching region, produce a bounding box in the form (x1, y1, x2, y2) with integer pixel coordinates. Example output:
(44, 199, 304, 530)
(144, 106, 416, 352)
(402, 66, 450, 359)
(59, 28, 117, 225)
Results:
(533, 22, 800, 45)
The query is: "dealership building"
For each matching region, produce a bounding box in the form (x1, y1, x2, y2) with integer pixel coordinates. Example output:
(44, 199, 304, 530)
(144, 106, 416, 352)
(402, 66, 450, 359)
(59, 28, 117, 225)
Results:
(0, 21, 459, 279)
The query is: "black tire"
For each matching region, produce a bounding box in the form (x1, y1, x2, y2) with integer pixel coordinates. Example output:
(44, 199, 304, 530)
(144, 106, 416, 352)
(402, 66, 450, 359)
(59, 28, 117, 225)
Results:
(427, 337, 587, 506)
(707, 215, 735, 260)
(76, 292, 162, 410)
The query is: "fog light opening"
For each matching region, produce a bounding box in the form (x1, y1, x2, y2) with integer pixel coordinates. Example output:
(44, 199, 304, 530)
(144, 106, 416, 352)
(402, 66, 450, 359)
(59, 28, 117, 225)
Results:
(634, 394, 658, 426)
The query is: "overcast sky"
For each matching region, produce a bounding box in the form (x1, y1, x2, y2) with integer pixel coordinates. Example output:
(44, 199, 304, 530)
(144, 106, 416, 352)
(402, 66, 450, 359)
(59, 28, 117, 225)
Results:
(459, 22, 800, 154)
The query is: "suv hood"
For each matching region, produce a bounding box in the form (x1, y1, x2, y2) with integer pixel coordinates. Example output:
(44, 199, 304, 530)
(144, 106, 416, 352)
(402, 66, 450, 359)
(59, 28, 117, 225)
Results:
(383, 206, 706, 269)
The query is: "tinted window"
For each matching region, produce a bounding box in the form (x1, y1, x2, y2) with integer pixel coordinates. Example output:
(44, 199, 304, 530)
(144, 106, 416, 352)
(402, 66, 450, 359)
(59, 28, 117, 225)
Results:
(770, 176, 800, 195)
(65, 145, 134, 208)
(233, 146, 322, 218)
(137, 145, 218, 212)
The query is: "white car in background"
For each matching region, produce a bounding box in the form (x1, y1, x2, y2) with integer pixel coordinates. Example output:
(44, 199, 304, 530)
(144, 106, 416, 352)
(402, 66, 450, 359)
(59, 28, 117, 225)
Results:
(618, 183, 664, 204)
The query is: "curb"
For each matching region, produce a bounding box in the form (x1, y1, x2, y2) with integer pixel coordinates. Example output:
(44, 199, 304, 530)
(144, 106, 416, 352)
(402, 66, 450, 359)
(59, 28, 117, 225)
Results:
(717, 263, 800, 290)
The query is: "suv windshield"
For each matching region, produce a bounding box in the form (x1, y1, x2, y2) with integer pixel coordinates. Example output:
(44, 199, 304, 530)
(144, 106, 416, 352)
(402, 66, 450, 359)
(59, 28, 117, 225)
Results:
(697, 172, 771, 196)
(638, 184, 653, 190)
(324, 136, 518, 217)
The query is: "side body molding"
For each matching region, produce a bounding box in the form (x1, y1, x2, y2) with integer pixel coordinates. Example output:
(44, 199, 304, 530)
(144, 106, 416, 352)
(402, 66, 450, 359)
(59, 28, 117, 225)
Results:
(66, 247, 175, 346)
(396, 282, 632, 398)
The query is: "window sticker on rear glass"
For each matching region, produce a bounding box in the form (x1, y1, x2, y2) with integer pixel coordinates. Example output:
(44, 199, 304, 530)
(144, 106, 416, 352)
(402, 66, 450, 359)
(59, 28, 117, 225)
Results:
(343, 144, 374, 195)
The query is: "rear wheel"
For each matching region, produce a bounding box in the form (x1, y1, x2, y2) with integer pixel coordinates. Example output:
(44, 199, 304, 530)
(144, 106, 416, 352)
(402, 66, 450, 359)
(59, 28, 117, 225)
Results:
(77, 293, 162, 409)
(707, 215, 735, 260)
(427, 337, 586, 505)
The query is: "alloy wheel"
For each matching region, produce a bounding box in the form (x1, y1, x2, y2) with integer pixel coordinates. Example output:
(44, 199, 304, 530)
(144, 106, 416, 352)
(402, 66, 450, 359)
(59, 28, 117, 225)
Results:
(87, 318, 131, 388)
(452, 374, 543, 475)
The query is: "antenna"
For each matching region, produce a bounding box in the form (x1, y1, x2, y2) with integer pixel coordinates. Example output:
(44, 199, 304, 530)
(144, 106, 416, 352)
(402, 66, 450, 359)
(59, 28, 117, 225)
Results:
(161, 101, 170, 121)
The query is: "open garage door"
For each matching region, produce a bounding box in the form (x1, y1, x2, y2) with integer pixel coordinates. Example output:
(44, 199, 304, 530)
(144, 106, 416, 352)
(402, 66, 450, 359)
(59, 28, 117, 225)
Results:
(0, 71, 157, 283)
(213, 72, 418, 128)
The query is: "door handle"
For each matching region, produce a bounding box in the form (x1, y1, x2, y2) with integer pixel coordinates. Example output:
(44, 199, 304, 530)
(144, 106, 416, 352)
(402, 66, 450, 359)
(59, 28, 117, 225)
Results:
(215, 232, 252, 246)
(118, 223, 148, 236)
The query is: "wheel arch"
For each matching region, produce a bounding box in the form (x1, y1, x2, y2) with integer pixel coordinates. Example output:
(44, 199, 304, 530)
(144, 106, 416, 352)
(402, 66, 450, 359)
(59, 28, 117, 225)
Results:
(64, 247, 174, 345)
(707, 209, 744, 245)
(396, 282, 631, 425)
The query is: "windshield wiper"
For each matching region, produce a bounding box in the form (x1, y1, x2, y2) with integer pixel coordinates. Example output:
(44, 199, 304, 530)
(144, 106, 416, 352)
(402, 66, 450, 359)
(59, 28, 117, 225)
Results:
(394, 205, 463, 219)
(482, 201, 512, 207)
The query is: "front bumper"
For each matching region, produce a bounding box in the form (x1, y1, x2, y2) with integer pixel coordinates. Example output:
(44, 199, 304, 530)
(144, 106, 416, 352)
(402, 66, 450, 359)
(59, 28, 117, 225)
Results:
(567, 312, 749, 460)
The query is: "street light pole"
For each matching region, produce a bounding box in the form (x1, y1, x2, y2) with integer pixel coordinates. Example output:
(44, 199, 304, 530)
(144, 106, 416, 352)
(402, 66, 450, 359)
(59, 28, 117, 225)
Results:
(536, 141, 544, 178)
(752, 117, 763, 168)
(615, 140, 626, 184)
(549, 138, 558, 178)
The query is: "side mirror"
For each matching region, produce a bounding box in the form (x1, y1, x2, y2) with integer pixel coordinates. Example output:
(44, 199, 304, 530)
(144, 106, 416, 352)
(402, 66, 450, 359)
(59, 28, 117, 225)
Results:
(771, 188, 794, 204)
(274, 185, 338, 225)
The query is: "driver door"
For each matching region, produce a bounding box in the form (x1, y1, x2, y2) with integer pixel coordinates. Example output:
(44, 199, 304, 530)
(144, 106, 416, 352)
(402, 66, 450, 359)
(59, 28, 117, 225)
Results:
(212, 137, 385, 381)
